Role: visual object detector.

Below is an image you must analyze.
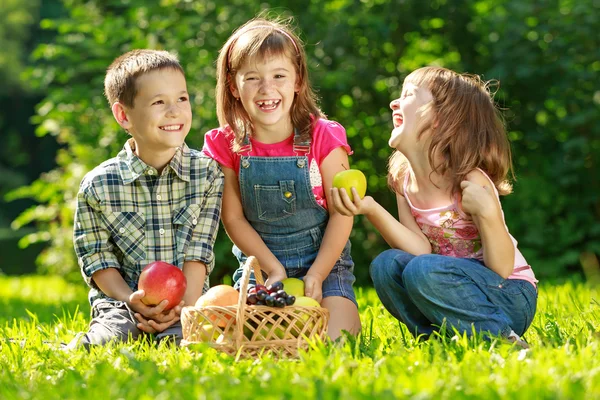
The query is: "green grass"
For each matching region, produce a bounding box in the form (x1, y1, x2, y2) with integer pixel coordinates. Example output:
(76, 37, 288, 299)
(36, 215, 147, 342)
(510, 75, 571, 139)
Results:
(1, 276, 599, 399)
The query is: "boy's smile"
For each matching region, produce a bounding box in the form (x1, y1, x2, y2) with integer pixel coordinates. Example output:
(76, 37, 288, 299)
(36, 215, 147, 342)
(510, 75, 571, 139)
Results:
(117, 68, 192, 169)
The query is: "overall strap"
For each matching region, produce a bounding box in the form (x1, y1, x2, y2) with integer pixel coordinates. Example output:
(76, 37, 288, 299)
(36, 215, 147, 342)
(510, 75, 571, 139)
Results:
(293, 129, 311, 155)
(238, 133, 252, 156)
(237, 129, 311, 156)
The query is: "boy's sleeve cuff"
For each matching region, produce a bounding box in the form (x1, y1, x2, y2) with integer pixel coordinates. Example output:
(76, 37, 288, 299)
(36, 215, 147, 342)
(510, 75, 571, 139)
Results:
(184, 247, 215, 275)
(81, 254, 121, 281)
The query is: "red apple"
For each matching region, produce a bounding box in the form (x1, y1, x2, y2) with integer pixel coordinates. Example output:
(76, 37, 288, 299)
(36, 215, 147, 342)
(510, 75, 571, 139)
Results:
(138, 261, 187, 310)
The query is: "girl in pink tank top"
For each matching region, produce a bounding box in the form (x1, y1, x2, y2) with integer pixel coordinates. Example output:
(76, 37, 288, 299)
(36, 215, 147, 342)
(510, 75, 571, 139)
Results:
(331, 66, 537, 347)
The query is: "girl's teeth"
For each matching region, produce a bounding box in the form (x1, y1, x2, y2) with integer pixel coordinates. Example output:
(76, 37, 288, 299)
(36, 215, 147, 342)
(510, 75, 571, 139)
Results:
(257, 100, 280, 108)
(162, 125, 181, 131)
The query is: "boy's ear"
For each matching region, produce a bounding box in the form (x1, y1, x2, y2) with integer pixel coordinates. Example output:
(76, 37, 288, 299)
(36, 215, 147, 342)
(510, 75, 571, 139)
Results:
(111, 102, 132, 131)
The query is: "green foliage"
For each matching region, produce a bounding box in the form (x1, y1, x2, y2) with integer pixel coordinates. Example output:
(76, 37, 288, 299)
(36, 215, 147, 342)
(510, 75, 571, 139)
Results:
(1, 275, 599, 398)
(0, 0, 41, 227)
(0, 0, 40, 95)
(11, 0, 600, 283)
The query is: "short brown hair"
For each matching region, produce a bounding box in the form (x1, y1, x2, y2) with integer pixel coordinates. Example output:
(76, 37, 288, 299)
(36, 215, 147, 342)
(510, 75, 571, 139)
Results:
(104, 49, 184, 108)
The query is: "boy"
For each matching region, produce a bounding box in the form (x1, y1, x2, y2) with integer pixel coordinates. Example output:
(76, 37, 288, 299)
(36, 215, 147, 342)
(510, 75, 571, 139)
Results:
(68, 49, 224, 348)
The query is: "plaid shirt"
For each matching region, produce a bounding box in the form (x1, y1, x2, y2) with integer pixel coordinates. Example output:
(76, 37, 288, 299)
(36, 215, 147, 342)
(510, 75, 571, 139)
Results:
(74, 139, 224, 305)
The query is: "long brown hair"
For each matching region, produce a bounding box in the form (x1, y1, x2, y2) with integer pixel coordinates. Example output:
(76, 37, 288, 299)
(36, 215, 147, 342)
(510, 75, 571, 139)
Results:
(388, 66, 514, 196)
(215, 15, 323, 151)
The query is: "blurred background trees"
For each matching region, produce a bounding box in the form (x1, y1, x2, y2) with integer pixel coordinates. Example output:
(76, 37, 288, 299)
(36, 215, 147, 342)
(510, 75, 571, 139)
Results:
(2, 0, 599, 284)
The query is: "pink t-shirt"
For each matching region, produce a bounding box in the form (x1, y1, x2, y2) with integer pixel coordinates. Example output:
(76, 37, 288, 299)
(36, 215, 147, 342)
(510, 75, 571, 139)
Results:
(202, 118, 352, 209)
(404, 169, 538, 288)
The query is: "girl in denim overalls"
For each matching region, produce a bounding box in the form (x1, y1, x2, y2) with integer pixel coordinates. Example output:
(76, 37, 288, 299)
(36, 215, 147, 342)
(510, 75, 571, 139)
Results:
(202, 17, 361, 339)
(331, 67, 537, 347)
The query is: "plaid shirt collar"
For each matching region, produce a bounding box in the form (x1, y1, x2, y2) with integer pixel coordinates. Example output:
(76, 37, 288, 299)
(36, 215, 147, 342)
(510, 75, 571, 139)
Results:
(118, 138, 191, 184)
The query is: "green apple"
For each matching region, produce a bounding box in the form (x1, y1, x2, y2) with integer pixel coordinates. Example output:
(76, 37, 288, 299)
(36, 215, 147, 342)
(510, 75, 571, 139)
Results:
(294, 296, 321, 308)
(246, 322, 286, 340)
(332, 169, 367, 202)
(288, 296, 321, 336)
(194, 324, 220, 342)
(281, 277, 305, 297)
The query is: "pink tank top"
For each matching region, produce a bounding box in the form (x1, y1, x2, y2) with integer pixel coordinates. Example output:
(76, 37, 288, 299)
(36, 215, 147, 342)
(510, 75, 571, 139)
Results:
(403, 169, 537, 287)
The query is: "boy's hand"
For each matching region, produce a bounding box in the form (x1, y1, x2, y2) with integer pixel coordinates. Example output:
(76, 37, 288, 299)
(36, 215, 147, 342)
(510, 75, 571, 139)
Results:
(128, 290, 184, 333)
(303, 272, 324, 303)
(330, 187, 376, 217)
(134, 310, 181, 334)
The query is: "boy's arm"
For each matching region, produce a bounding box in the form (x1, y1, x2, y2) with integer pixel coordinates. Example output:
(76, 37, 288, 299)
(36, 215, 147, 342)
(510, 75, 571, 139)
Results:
(91, 268, 134, 302)
(73, 182, 123, 289)
(183, 160, 224, 292)
(182, 260, 206, 306)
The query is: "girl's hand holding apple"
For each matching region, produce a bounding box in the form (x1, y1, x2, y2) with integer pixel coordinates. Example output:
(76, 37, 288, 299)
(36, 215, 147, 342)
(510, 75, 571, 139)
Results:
(303, 272, 324, 303)
(330, 186, 376, 217)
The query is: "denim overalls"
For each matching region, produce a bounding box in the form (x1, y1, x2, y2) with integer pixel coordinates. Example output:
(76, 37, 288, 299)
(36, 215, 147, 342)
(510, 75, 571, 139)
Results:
(231, 131, 357, 305)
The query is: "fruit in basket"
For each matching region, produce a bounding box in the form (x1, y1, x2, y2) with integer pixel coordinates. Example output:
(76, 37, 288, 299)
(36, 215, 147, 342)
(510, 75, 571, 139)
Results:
(286, 296, 322, 336)
(294, 296, 321, 308)
(216, 331, 235, 344)
(267, 281, 284, 292)
(196, 285, 239, 307)
(138, 261, 187, 310)
(263, 323, 286, 340)
(195, 324, 220, 342)
(247, 322, 286, 340)
(247, 282, 296, 307)
(196, 285, 239, 327)
(281, 278, 305, 297)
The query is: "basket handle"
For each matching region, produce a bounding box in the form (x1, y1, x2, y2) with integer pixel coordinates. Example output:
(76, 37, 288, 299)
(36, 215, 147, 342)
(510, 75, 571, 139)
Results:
(234, 256, 264, 346)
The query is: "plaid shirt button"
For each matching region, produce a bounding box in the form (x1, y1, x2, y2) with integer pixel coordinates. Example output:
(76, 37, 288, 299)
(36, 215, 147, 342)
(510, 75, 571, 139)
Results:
(156, 194, 162, 200)
(159, 228, 165, 235)
(119, 228, 125, 234)
(192, 218, 197, 225)
(147, 169, 154, 175)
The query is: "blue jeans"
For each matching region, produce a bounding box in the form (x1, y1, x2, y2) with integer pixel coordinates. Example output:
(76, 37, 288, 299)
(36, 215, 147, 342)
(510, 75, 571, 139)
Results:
(370, 249, 537, 338)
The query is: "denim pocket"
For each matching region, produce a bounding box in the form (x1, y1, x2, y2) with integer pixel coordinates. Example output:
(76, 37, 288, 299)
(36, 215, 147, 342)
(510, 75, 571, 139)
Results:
(103, 211, 146, 261)
(255, 180, 296, 222)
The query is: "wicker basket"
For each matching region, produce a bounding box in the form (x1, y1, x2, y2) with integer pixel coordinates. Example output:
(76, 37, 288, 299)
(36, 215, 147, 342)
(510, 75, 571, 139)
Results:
(181, 256, 329, 358)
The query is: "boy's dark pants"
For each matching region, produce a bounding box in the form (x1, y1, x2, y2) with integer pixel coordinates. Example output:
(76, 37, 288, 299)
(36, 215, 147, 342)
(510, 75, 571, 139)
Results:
(68, 300, 183, 349)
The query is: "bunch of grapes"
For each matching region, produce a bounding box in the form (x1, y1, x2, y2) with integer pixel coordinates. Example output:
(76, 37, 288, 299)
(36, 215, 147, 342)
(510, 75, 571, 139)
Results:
(246, 281, 296, 307)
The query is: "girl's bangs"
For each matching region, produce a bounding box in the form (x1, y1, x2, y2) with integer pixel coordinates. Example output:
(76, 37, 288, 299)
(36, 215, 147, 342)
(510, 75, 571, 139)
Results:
(230, 32, 296, 71)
